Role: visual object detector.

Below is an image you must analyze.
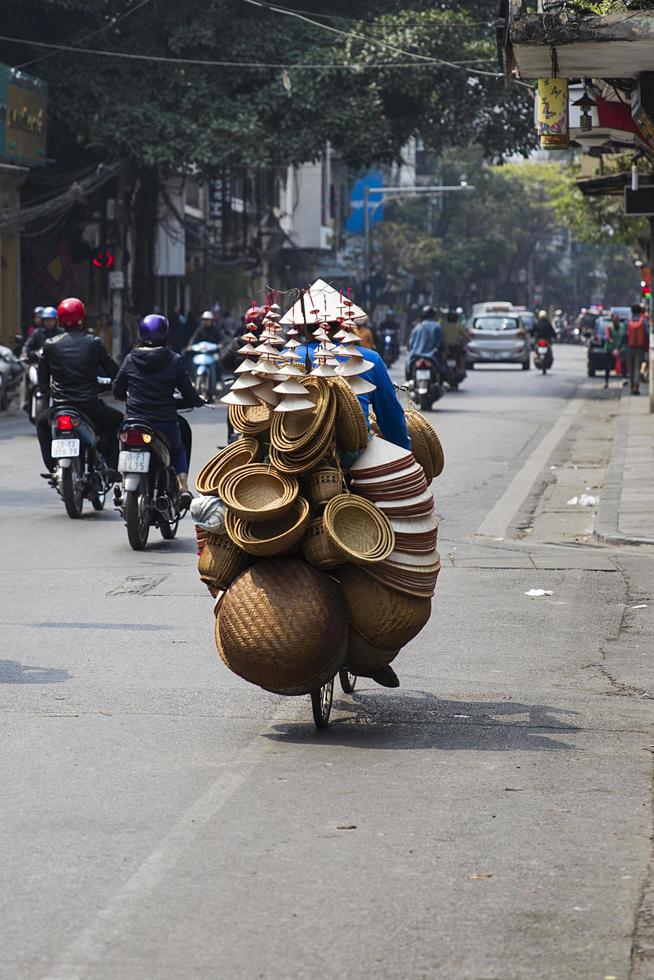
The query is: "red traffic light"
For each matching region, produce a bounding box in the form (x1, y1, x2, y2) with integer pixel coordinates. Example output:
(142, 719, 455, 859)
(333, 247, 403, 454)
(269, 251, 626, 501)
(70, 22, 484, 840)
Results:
(91, 248, 115, 270)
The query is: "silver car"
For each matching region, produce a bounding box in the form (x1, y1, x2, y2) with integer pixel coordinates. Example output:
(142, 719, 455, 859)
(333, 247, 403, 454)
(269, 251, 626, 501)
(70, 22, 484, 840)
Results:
(466, 314, 530, 370)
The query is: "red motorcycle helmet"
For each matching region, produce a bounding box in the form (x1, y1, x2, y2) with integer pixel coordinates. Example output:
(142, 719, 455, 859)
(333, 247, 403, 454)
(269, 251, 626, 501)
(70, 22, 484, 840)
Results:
(57, 297, 86, 329)
(244, 306, 265, 330)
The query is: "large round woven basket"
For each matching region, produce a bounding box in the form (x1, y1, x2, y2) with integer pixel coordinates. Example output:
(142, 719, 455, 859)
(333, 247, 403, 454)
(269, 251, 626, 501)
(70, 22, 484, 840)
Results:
(304, 466, 343, 511)
(195, 438, 262, 496)
(219, 464, 299, 523)
(198, 533, 251, 591)
(225, 496, 310, 557)
(269, 419, 335, 474)
(323, 493, 395, 565)
(215, 560, 348, 695)
(329, 376, 368, 453)
(335, 563, 432, 650)
(344, 627, 400, 676)
(301, 516, 345, 570)
(406, 409, 444, 479)
(228, 402, 272, 436)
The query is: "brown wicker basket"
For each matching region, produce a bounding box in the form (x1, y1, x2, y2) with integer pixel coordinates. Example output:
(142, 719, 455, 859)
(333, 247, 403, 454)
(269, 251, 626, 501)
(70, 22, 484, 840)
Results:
(197, 533, 251, 591)
(304, 466, 343, 511)
(219, 464, 299, 523)
(406, 408, 444, 479)
(323, 493, 395, 565)
(215, 559, 348, 695)
(228, 402, 272, 436)
(269, 420, 335, 474)
(195, 438, 262, 496)
(225, 496, 310, 557)
(270, 377, 332, 452)
(344, 627, 400, 676)
(335, 563, 432, 650)
(301, 517, 345, 570)
(329, 376, 368, 452)
(194, 523, 210, 555)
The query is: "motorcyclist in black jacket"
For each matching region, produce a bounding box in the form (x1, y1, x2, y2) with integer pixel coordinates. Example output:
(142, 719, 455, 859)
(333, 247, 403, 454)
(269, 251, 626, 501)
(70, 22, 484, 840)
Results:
(36, 297, 122, 474)
(113, 313, 205, 507)
(22, 305, 64, 360)
(533, 310, 557, 343)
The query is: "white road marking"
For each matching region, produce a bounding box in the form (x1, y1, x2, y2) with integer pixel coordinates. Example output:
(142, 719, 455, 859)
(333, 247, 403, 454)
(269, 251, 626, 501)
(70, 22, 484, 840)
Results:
(476, 397, 582, 540)
(40, 702, 304, 980)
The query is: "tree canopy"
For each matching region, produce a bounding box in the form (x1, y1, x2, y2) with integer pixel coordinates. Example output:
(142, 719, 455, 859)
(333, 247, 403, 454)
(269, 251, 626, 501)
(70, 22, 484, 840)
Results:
(1, 0, 535, 176)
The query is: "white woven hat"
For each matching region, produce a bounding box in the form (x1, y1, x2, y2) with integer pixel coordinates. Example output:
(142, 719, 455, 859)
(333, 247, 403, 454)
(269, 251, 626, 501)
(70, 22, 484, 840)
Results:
(281, 279, 367, 325)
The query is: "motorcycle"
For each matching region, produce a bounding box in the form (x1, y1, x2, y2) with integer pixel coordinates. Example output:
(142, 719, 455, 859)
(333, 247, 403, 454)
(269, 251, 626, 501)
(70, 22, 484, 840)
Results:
(381, 328, 399, 367)
(533, 338, 553, 375)
(189, 341, 222, 402)
(0, 345, 24, 410)
(443, 345, 467, 391)
(115, 414, 192, 550)
(24, 360, 50, 424)
(408, 356, 443, 411)
(48, 400, 115, 518)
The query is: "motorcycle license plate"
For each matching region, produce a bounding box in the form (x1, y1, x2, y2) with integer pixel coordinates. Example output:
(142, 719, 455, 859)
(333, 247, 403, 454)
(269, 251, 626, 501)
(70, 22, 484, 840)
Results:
(416, 369, 431, 380)
(447, 359, 456, 368)
(118, 450, 150, 473)
(51, 438, 80, 458)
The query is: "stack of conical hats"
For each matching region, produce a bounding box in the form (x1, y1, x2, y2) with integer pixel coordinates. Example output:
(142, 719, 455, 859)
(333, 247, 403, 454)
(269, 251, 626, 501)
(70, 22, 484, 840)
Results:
(347, 436, 440, 597)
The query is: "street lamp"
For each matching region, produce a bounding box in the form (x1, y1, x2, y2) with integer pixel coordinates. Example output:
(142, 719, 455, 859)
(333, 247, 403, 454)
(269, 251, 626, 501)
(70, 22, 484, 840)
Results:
(362, 182, 474, 307)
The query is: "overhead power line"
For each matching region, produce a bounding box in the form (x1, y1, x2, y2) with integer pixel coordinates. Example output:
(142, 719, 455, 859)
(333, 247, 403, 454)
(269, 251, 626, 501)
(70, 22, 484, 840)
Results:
(0, 34, 497, 71)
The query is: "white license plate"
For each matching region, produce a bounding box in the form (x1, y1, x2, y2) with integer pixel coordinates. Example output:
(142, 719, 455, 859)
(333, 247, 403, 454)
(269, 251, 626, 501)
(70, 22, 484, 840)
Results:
(52, 438, 80, 458)
(447, 359, 456, 368)
(118, 451, 150, 473)
(416, 369, 431, 380)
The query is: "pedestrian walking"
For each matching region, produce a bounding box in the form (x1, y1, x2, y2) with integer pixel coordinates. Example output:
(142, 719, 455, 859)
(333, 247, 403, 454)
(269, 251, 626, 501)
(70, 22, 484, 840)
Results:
(603, 313, 624, 388)
(626, 304, 648, 395)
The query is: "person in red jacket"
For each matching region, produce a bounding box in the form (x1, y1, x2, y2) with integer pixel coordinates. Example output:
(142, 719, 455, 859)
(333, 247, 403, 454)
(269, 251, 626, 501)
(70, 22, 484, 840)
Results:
(626, 304, 648, 395)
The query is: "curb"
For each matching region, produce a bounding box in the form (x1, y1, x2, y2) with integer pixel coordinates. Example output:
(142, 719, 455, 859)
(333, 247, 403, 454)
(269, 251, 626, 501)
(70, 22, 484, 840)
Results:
(594, 395, 654, 547)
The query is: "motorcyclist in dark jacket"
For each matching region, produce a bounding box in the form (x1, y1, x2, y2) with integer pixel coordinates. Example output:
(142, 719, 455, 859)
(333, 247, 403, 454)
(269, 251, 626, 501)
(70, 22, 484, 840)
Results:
(22, 306, 64, 360)
(113, 314, 204, 506)
(533, 310, 557, 343)
(36, 298, 122, 474)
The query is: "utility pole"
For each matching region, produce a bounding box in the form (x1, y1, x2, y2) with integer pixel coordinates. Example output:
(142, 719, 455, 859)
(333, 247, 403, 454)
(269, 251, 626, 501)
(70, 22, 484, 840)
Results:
(362, 184, 474, 309)
(110, 171, 127, 362)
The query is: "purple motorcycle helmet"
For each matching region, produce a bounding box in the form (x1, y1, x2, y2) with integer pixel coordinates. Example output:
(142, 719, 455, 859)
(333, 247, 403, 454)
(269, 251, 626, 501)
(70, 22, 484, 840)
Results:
(139, 313, 169, 347)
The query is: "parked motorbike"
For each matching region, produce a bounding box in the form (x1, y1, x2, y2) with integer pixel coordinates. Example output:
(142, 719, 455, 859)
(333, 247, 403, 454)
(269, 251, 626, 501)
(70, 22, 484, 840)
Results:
(533, 339, 553, 375)
(189, 341, 222, 402)
(408, 356, 443, 411)
(48, 402, 115, 518)
(115, 415, 192, 550)
(0, 345, 24, 410)
(443, 345, 467, 391)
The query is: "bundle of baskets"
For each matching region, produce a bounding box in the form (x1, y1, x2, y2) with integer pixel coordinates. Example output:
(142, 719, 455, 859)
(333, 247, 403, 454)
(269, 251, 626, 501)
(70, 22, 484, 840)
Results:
(193, 382, 445, 693)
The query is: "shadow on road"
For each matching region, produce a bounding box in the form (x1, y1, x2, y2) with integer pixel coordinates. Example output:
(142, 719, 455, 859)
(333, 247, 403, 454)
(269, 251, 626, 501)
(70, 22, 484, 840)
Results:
(0, 659, 70, 683)
(267, 689, 580, 751)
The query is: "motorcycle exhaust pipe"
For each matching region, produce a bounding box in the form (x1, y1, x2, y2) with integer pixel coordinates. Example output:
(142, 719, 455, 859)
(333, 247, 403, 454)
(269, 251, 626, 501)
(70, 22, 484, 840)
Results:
(155, 496, 170, 513)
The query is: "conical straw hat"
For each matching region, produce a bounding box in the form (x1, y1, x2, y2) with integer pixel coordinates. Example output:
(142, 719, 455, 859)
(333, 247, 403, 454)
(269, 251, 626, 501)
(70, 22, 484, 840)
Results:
(273, 378, 308, 395)
(255, 380, 282, 406)
(273, 394, 317, 413)
(231, 372, 261, 390)
(221, 387, 261, 406)
(343, 376, 376, 395)
(235, 359, 259, 373)
(281, 279, 367, 324)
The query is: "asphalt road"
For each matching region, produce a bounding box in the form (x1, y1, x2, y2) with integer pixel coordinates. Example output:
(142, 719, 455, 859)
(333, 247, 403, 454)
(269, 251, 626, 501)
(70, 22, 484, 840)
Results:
(2, 345, 653, 980)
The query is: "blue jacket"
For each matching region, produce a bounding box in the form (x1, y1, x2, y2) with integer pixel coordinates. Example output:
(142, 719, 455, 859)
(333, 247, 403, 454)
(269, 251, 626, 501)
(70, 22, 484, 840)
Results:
(407, 319, 445, 361)
(292, 342, 411, 451)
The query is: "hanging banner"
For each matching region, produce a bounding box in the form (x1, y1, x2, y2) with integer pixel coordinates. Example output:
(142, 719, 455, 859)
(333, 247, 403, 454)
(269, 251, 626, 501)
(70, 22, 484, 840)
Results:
(537, 78, 569, 150)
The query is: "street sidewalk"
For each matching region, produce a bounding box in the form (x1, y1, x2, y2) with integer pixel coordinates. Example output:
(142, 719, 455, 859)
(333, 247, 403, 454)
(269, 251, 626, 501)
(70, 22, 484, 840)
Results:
(596, 390, 654, 546)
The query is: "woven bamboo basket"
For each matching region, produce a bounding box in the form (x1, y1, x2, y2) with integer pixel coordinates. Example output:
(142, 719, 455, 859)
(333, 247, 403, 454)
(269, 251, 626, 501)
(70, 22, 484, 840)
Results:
(406, 409, 444, 479)
(329, 376, 368, 453)
(215, 559, 348, 695)
(344, 627, 400, 676)
(335, 563, 432, 650)
(198, 533, 251, 591)
(270, 377, 334, 453)
(228, 402, 272, 436)
(195, 437, 262, 496)
(194, 524, 210, 555)
(225, 496, 310, 557)
(301, 517, 345, 570)
(323, 493, 395, 565)
(219, 464, 298, 523)
(304, 466, 343, 510)
(269, 420, 335, 474)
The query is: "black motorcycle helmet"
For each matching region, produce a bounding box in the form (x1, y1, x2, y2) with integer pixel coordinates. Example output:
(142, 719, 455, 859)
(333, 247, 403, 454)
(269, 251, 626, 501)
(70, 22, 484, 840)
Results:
(421, 306, 436, 319)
